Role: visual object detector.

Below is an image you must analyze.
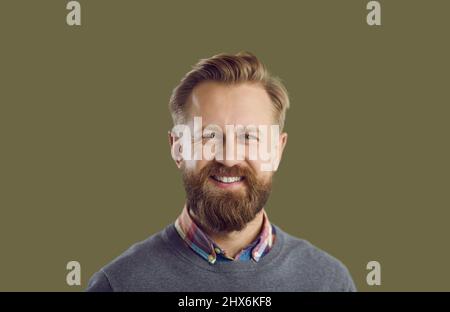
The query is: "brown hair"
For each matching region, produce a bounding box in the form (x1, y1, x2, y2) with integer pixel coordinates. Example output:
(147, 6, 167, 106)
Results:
(169, 51, 290, 130)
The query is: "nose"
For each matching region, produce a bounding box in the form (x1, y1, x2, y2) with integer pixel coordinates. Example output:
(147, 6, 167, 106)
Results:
(215, 156, 243, 168)
(214, 137, 245, 168)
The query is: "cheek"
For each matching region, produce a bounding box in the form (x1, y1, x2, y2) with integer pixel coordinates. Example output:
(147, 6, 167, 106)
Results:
(183, 159, 196, 171)
(246, 160, 270, 179)
(258, 172, 272, 184)
(184, 159, 209, 173)
(244, 142, 279, 172)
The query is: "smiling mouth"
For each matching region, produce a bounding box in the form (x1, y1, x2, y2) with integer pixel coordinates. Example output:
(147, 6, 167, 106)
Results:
(210, 175, 245, 184)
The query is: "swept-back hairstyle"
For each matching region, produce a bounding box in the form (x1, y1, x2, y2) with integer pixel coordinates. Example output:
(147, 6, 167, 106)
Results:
(169, 52, 290, 130)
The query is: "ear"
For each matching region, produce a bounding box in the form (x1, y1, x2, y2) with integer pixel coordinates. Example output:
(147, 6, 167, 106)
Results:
(279, 132, 288, 158)
(168, 130, 183, 169)
(273, 132, 288, 171)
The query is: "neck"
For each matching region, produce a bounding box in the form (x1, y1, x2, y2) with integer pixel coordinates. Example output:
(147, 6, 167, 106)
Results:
(192, 209, 265, 258)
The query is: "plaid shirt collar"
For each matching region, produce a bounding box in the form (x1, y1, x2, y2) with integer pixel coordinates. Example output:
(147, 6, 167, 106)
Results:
(174, 205, 275, 264)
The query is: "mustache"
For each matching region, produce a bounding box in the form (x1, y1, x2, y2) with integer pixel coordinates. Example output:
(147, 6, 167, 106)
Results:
(199, 162, 256, 182)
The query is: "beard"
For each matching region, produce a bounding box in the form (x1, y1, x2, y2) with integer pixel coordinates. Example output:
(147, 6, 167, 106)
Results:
(181, 161, 273, 234)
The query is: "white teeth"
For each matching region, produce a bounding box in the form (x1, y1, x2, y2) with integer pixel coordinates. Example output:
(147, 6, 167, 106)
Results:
(213, 176, 243, 183)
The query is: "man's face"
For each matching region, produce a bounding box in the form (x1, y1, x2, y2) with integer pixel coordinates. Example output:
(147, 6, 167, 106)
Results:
(170, 81, 287, 233)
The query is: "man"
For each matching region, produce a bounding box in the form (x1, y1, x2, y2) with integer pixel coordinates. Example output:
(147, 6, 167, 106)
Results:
(86, 52, 356, 292)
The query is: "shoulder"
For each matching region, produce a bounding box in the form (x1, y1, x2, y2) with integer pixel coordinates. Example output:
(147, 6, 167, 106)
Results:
(274, 225, 357, 291)
(86, 226, 172, 292)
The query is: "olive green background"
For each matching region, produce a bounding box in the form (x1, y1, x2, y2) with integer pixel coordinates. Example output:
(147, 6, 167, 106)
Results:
(1, 0, 449, 291)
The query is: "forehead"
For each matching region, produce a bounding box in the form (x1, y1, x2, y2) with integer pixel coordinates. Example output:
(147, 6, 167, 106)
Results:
(186, 81, 275, 127)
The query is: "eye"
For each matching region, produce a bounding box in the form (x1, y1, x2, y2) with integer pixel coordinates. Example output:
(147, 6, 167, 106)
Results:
(244, 133, 259, 141)
(202, 132, 216, 139)
(238, 133, 258, 143)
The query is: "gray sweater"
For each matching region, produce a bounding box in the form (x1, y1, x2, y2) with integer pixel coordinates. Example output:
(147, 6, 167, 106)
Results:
(86, 223, 356, 292)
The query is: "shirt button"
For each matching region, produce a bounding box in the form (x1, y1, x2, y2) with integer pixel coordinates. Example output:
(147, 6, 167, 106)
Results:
(208, 255, 216, 264)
